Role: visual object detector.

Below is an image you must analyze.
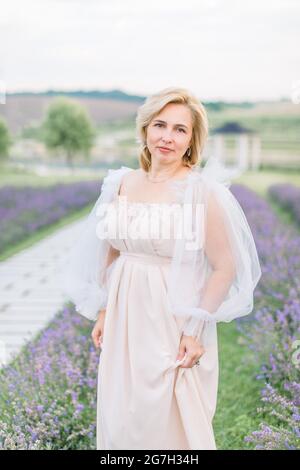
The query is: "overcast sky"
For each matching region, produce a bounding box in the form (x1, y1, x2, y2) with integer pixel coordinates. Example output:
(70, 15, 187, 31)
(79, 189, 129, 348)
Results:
(0, 0, 299, 101)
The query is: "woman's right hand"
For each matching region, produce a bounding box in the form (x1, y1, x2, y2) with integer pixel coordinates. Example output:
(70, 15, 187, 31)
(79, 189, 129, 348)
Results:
(91, 310, 106, 349)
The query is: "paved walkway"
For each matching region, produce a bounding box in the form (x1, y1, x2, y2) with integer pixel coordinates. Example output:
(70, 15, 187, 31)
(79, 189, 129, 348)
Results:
(0, 218, 85, 368)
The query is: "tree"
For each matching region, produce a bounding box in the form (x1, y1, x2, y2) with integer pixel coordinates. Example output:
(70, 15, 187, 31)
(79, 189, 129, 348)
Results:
(42, 97, 95, 167)
(0, 117, 11, 162)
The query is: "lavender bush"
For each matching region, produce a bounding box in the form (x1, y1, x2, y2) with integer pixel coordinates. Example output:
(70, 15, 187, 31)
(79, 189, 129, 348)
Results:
(0, 305, 99, 450)
(268, 183, 300, 226)
(244, 383, 300, 450)
(231, 184, 300, 450)
(0, 181, 101, 254)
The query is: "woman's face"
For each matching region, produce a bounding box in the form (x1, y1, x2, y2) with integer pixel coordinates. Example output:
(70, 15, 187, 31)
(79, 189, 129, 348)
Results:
(146, 103, 193, 166)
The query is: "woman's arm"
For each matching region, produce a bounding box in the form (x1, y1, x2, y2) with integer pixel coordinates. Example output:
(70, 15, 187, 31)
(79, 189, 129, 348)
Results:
(104, 245, 120, 278)
(199, 191, 236, 311)
(182, 191, 236, 337)
(95, 244, 120, 320)
(92, 245, 120, 347)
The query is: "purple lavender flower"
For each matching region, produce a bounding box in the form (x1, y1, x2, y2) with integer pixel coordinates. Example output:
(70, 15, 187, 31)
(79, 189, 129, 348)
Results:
(0, 180, 102, 254)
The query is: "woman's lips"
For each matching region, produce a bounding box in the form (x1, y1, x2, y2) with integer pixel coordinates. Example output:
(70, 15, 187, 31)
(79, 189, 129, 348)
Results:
(158, 147, 173, 153)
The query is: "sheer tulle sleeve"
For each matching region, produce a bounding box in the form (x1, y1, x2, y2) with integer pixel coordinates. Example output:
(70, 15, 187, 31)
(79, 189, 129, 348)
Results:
(181, 188, 237, 338)
(179, 157, 262, 340)
(59, 166, 133, 321)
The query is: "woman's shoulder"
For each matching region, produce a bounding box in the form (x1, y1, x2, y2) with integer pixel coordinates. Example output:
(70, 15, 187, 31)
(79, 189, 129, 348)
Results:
(100, 166, 141, 193)
(102, 165, 135, 182)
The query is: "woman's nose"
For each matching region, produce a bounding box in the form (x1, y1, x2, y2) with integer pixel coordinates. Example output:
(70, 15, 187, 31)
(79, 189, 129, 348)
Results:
(161, 134, 172, 143)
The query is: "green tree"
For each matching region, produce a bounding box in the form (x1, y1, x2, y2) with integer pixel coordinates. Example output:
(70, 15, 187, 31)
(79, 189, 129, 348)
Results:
(42, 97, 95, 167)
(0, 117, 11, 161)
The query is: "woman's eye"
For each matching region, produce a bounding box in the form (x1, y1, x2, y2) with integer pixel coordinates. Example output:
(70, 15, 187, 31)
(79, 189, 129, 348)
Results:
(154, 123, 185, 133)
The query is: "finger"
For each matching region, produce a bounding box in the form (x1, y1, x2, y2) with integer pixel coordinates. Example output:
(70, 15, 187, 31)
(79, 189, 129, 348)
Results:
(176, 349, 186, 361)
(176, 341, 186, 359)
(92, 334, 100, 349)
(180, 361, 193, 369)
(93, 328, 102, 346)
(199, 348, 205, 358)
(179, 354, 194, 368)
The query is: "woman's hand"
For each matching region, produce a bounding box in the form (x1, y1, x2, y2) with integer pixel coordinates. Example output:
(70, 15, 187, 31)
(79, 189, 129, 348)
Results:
(91, 310, 106, 349)
(176, 335, 205, 368)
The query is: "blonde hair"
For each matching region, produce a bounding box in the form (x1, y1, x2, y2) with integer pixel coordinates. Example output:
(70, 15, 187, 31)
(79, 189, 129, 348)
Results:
(135, 86, 209, 171)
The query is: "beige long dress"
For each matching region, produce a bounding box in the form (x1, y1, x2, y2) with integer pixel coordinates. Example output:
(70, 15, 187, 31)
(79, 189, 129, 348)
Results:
(96, 198, 219, 450)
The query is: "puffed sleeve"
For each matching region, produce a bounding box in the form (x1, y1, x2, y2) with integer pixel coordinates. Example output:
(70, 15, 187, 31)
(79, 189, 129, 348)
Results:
(180, 156, 262, 340)
(59, 166, 133, 321)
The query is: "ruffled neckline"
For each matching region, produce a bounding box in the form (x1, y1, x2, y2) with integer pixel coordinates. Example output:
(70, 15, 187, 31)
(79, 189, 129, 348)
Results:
(116, 197, 182, 207)
(115, 168, 200, 206)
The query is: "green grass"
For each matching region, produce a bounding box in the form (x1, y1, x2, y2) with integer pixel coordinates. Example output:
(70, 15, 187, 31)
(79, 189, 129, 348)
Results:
(0, 164, 106, 187)
(234, 168, 300, 230)
(2, 164, 299, 193)
(208, 107, 300, 140)
(214, 322, 262, 449)
(234, 168, 300, 197)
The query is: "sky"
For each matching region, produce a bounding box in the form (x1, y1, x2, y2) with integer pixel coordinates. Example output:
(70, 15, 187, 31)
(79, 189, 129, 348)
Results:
(0, 0, 299, 102)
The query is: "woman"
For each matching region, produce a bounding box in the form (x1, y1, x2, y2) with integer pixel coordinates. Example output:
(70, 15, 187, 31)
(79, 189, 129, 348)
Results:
(62, 87, 262, 450)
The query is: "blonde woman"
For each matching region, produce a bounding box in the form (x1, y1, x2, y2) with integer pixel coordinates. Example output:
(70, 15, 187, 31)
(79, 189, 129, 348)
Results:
(62, 87, 261, 450)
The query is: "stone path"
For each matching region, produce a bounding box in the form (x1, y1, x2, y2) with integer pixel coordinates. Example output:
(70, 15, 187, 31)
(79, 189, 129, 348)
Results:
(0, 218, 85, 368)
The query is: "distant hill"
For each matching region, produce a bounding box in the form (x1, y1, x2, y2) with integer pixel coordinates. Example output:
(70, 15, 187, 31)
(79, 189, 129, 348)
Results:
(0, 88, 290, 136)
(0, 89, 146, 135)
(7, 89, 146, 103)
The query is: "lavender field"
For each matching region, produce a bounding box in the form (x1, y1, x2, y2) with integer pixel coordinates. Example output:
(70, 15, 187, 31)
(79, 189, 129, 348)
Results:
(232, 184, 300, 449)
(0, 181, 101, 255)
(0, 182, 299, 449)
(0, 307, 98, 450)
(268, 183, 300, 227)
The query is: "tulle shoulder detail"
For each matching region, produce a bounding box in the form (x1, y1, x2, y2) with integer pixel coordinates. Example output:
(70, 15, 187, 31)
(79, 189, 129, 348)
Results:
(168, 167, 201, 203)
(168, 155, 242, 200)
(97, 166, 134, 204)
(100, 166, 134, 192)
(199, 155, 242, 188)
(59, 165, 135, 322)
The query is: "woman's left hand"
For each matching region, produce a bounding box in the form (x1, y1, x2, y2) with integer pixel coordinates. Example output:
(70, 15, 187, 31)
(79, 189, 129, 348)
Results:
(176, 335, 205, 368)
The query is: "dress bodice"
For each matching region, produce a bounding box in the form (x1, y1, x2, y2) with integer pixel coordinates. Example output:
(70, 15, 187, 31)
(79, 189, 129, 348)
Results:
(105, 198, 183, 258)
